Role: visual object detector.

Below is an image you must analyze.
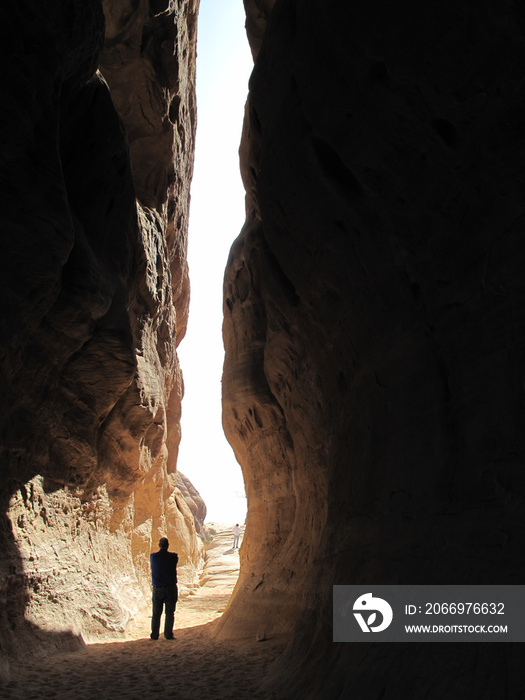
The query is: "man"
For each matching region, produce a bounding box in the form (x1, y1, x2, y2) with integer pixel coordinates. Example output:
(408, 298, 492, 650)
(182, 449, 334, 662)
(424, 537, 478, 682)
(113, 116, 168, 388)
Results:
(149, 537, 178, 640)
(232, 523, 242, 549)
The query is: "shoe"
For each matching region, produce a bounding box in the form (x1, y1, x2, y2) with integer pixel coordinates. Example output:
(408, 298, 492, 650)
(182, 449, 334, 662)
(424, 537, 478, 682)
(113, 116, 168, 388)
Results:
(150, 636, 159, 640)
(164, 635, 177, 640)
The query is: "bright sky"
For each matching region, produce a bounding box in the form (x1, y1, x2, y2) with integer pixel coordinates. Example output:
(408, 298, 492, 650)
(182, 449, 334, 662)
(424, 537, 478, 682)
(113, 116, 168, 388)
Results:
(177, 0, 253, 524)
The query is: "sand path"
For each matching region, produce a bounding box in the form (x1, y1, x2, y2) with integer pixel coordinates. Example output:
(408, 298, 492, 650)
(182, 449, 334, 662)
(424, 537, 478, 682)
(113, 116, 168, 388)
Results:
(1, 525, 283, 700)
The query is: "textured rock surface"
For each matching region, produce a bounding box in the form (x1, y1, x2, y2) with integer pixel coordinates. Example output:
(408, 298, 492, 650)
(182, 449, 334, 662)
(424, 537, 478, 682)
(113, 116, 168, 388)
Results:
(0, 0, 201, 670)
(177, 471, 207, 536)
(221, 0, 525, 696)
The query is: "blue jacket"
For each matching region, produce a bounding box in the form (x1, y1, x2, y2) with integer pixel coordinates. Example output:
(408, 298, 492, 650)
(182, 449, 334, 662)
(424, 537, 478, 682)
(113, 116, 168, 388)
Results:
(150, 549, 178, 586)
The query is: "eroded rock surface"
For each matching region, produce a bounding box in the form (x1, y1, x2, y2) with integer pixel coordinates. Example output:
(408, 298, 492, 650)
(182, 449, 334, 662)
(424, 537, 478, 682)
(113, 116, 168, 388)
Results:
(0, 0, 201, 669)
(177, 471, 207, 536)
(221, 0, 525, 696)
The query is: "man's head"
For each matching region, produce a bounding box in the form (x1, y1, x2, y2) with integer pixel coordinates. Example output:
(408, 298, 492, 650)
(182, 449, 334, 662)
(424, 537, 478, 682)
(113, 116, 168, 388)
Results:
(159, 537, 169, 550)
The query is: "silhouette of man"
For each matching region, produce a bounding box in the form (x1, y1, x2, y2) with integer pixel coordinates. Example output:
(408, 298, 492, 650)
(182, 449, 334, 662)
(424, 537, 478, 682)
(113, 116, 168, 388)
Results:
(149, 537, 178, 640)
(232, 524, 242, 549)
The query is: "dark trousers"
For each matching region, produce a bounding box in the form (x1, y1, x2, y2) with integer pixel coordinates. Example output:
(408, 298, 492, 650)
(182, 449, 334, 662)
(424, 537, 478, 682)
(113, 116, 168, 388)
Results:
(151, 585, 178, 639)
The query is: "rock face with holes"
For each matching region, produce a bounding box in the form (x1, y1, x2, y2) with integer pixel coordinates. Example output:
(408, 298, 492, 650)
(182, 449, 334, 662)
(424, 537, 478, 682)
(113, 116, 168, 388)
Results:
(221, 0, 525, 696)
(0, 0, 201, 668)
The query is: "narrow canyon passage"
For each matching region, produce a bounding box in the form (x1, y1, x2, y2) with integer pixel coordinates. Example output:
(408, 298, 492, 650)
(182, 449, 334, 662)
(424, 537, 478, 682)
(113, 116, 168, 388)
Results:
(3, 1, 525, 697)
(2, 527, 284, 700)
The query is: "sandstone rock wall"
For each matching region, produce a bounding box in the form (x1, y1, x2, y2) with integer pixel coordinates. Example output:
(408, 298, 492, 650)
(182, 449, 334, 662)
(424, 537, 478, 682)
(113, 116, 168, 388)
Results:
(221, 0, 525, 696)
(177, 470, 207, 536)
(0, 0, 201, 668)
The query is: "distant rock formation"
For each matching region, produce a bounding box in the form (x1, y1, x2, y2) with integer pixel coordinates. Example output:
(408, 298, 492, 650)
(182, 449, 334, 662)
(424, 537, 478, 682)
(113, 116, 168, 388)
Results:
(220, 0, 525, 696)
(177, 471, 207, 536)
(0, 0, 201, 666)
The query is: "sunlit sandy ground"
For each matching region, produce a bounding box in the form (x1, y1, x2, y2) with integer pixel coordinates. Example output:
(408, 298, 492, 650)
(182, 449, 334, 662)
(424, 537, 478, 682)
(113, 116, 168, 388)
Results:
(2, 525, 284, 700)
